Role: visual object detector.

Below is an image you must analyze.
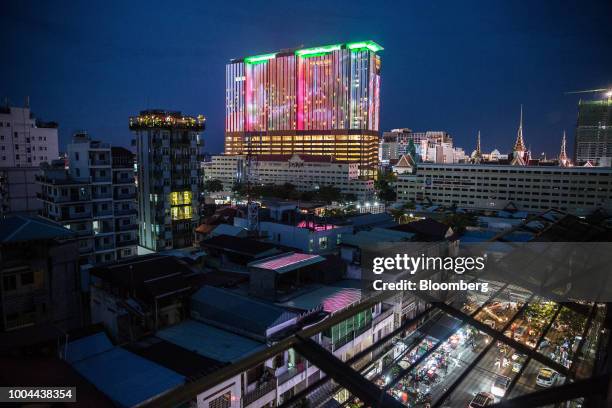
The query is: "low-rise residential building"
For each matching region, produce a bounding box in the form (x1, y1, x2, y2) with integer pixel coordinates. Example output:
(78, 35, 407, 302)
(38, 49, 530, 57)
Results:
(205, 154, 375, 200)
(89, 254, 197, 342)
(0, 167, 42, 217)
(0, 216, 82, 352)
(395, 163, 612, 215)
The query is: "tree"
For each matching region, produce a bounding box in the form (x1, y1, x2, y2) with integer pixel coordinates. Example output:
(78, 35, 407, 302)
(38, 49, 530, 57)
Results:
(317, 186, 341, 203)
(403, 201, 416, 210)
(375, 169, 397, 203)
(441, 213, 477, 233)
(343, 193, 357, 202)
(203, 179, 223, 193)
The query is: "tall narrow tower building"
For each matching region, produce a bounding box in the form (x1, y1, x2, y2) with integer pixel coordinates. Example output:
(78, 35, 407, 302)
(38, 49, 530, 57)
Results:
(129, 110, 205, 251)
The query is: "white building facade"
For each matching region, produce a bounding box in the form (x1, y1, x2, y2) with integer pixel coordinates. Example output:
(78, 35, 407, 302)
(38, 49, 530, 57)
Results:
(205, 154, 375, 200)
(395, 163, 612, 215)
(38, 133, 138, 268)
(0, 105, 59, 168)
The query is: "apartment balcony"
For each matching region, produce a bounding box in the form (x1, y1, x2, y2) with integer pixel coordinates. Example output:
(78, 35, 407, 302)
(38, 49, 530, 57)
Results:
(113, 177, 135, 185)
(114, 192, 136, 200)
(243, 379, 276, 407)
(117, 223, 137, 231)
(92, 191, 113, 200)
(114, 208, 137, 216)
(372, 305, 394, 327)
(89, 159, 111, 166)
(91, 175, 111, 184)
(95, 241, 115, 251)
(45, 211, 92, 222)
(94, 208, 114, 218)
(277, 363, 306, 386)
(37, 192, 91, 203)
(116, 238, 138, 247)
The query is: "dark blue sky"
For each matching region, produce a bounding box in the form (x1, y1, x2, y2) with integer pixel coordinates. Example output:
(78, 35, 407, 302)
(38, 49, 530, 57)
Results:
(1, 0, 610, 156)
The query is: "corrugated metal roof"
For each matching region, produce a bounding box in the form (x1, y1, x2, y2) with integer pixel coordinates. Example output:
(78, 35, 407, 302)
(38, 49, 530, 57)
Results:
(65, 332, 114, 364)
(211, 224, 247, 237)
(68, 334, 184, 408)
(157, 320, 265, 363)
(341, 228, 414, 247)
(191, 286, 296, 337)
(280, 286, 362, 313)
(249, 252, 324, 273)
(0, 215, 74, 243)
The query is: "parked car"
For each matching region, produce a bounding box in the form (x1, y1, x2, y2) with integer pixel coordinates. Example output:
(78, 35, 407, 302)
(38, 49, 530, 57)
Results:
(511, 353, 527, 373)
(536, 368, 558, 387)
(491, 375, 511, 397)
(468, 391, 495, 408)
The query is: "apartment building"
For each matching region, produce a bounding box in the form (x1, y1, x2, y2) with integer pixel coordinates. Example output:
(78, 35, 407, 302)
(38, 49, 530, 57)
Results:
(0, 216, 81, 350)
(37, 133, 138, 268)
(0, 105, 59, 168)
(0, 167, 42, 217)
(205, 154, 375, 200)
(129, 110, 205, 251)
(395, 163, 612, 215)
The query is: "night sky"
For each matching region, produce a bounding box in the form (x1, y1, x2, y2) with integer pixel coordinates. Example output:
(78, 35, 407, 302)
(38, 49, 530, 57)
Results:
(1, 0, 611, 157)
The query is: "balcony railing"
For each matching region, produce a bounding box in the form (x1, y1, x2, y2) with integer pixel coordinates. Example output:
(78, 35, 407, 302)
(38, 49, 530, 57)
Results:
(114, 177, 135, 184)
(277, 363, 306, 385)
(243, 379, 276, 406)
(373, 306, 394, 327)
(116, 239, 138, 247)
(91, 175, 111, 183)
(114, 208, 137, 216)
(92, 192, 112, 200)
(114, 192, 136, 200)
(117, 223, 137, 231)
(89, 159, 111, 166)
(94, 209, 113, 217)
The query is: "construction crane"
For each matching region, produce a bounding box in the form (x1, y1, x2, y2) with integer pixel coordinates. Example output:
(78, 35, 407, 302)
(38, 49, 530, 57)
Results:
(565, 87, 612, 100)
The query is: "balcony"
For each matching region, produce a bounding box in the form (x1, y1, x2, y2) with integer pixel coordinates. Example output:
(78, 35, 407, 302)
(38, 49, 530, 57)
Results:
(37, 192, 91, 203)
(114, 208, 137, 216)
(95, 241, 115, 251)
(114, 177, 135, 185)
(114, 192, 136, 200)
(243, 379, 276, 407)
(89, 159, 111, 166)
(373, 305, 394, 327)
(277, 363, 306, 386)
(94, 209, 113, 217)
(116, 239, 138, 247)
(92, 192, 112, 200)
(91, 175, 111, 183)
(117, 223, 137, 231)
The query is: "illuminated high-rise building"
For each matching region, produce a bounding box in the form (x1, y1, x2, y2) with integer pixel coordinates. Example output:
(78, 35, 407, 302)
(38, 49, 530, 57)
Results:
(574, 93, 612, 165)
(129, 110, 205, 251)
(225, 41, 382, 176)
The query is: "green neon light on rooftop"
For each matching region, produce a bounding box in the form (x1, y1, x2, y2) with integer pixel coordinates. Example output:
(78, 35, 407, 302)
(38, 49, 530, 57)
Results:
(296, 44, 342, 57)
(346, 41, 384, 52)
(244, 53, 277, 64)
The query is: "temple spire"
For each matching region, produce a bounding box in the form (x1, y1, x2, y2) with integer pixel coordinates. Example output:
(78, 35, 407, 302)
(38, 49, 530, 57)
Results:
(511, 105, 527, 165)
(559, 130, 570, 167)
(472, 130, 483, 163)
